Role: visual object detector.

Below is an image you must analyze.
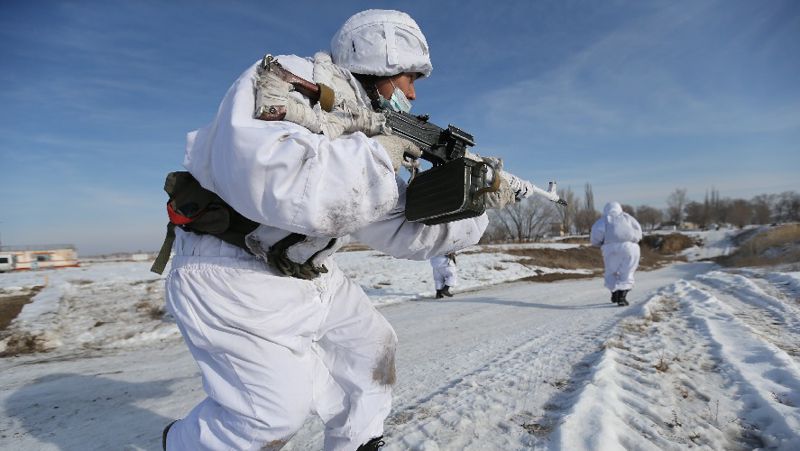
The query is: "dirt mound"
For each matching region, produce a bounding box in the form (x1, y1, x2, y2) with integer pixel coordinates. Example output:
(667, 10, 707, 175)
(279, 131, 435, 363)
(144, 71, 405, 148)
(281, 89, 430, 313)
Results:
(640, 233, 697, 254)
(717, 224, 800, 267)
(504, 244, 672, 272)
(504, 246, 603, 270)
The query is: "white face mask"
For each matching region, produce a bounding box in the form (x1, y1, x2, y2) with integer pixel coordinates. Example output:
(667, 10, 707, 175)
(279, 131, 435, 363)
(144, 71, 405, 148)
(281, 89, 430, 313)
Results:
(379, 81, 413, 113)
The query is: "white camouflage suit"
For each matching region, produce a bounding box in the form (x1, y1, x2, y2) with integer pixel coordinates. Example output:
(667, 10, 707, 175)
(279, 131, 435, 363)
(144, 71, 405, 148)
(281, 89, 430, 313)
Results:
(590, 202, 643, 292)
(429, 254, 457, 291)
(164, 10, 488, 451)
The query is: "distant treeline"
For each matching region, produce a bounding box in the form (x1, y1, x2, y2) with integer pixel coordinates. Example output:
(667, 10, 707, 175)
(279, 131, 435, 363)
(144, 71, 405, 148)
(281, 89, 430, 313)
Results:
(482, 185, 800, 243)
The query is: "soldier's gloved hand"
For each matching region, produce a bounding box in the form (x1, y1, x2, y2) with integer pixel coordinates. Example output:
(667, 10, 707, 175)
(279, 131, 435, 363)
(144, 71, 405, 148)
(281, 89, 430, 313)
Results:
(320, 104, 386, 139)
(373, 134, 423, 173)
(256, 70, 325, 133)
(483, 173, 517, 209)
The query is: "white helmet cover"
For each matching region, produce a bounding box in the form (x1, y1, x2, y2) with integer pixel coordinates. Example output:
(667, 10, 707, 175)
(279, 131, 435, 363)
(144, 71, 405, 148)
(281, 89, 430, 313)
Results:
(331, 9, 432, 78)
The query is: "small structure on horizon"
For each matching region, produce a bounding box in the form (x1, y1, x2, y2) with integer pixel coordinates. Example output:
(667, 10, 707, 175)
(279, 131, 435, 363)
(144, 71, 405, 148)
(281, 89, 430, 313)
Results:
(0, 244, 79, 272)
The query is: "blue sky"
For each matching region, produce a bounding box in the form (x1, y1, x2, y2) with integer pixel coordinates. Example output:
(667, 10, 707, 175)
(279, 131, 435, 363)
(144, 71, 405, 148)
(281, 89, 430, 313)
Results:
(1, 0, 798, 255)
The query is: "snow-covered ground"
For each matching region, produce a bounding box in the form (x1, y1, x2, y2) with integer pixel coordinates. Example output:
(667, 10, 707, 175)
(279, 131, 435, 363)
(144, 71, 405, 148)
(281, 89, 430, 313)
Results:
(1, 230, 798, 450)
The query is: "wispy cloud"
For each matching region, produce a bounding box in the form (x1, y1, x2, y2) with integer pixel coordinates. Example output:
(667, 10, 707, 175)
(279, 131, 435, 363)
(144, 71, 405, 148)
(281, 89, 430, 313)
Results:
(478, 1, 800, 137)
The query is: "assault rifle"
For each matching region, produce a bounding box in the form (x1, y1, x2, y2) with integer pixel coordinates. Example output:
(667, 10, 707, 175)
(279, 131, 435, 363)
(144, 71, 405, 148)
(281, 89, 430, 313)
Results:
(379, 109, 568, 225)
(255, 54, 566, 225)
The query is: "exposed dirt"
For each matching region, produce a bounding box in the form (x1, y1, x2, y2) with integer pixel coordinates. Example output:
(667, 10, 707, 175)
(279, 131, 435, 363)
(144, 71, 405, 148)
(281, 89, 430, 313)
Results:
(519, 272, 598, 283)
(503, 242, 677, 274)
(554, 237, 591, 245)
(0, 331, 53, 357)
(0, 286, 45, 331)
(640, 233, 699, 254)
(339, 243, 373, 252)
(505, 246, 604, 270)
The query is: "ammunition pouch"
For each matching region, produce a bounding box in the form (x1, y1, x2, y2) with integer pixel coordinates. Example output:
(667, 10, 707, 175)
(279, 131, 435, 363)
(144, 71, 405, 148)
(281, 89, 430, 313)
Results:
(405, 157, 495, 225)
(151, 172, 259, 274)
(151, 172, 338, 280)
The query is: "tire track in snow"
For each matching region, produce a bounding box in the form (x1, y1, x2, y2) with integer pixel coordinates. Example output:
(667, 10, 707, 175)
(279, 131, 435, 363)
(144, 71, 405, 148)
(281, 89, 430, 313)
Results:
(551, 277, 800, 450)
(694, 270, 800, 361)
(382, 306, 623, 450)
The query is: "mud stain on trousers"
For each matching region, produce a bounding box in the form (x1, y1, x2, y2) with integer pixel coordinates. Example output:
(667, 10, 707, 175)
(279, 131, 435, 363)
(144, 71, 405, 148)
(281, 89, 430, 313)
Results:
(372, 344, 396, 386)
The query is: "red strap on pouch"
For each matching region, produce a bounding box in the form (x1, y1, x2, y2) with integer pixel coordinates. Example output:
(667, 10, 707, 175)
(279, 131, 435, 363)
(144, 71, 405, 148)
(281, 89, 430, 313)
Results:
(167, 202, 194, 225)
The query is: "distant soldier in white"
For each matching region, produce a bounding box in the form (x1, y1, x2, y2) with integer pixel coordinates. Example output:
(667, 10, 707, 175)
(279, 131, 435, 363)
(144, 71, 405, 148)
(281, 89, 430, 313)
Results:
(590, 202, 643, 306)
(157, 9, 534, 451)
(430, 252, 458, 298)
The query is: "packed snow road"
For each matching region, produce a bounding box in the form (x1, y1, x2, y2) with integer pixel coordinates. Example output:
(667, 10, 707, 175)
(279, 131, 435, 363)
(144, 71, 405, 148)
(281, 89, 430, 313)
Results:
(5, 258, 799, 450)
(284, 263, 711, 450)
(0, 262, 706, 451)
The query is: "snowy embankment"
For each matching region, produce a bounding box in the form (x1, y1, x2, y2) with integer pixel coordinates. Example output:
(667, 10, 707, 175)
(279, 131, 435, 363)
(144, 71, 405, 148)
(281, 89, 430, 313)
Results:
(551, 269, 800, 450)
(0, 246, 581, 356)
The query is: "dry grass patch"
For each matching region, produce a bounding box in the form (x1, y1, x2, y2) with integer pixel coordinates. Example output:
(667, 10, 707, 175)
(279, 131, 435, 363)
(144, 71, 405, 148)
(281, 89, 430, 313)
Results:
(521, 420, 555, 437)
(505, 243, 675, 274)
(645, 297, 680, 323)
(640, 233, 699, 254)
(0, 331, 53, 357)
(716, 224, 800, 267)
(654, 353, 670, 372)
(505, 246, 604, 270)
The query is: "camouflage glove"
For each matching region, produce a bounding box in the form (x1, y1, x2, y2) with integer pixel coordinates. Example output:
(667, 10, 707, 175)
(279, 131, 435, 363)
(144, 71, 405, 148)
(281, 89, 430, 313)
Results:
(312, 52, 387, 138)
(320, 104, 386, 139)
(255, 70, 324, 133)
(373, 134, 423, 173)
(483, 174, 517, 209)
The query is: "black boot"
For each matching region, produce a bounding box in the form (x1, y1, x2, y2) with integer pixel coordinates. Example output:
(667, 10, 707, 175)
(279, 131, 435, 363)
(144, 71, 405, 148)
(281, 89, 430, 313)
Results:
(618, 290, 630, 306)
(435, 289, 444, 299)
(611, 290, 620, 303)
(441, 285, 453, 297)
(357, 436, 386, 451)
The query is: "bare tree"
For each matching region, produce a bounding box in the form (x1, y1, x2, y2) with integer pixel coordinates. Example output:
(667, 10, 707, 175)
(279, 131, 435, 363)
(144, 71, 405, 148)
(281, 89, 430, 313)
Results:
(479, 215, 509, 244)
(751, 194, 774, 224)
(708, 187, 724, 224)
(684, 201, 708, 228)
(620, 204, 635, 215)
(636, 205, 662, 231)
(584, 183, 596, 212)
(666, 188, 688, 226)
(575, 208, 600, 234)
(492, 197, 557, 242)
(573, 183, 599, 234)
(774, 191, 800, 222)
(727, 199, 752, 228)
(556, 186, 578, 235)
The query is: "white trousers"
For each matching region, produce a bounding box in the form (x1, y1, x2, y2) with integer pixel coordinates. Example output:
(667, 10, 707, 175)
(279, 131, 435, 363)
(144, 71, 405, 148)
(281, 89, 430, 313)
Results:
(432, 266, 457, 290)
(164, 234, 396, 451)
(601, 242, 640, 291)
